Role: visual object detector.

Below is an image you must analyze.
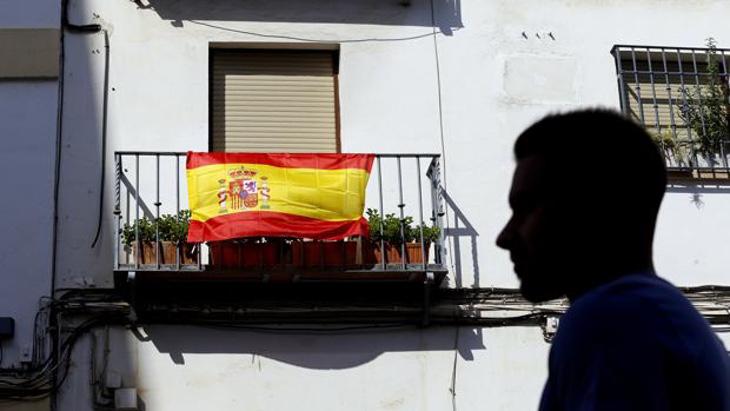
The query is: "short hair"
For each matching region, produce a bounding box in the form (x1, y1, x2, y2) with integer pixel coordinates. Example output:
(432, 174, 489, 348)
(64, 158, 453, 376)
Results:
(514, 109, 666, 220)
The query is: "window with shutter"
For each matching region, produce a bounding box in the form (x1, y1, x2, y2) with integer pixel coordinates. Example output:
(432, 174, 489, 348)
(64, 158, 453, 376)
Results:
(210, 49, 340, 153)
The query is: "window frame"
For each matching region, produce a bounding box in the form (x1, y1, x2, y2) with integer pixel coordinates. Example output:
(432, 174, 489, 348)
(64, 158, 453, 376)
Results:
(207, 47, 342, 153)
(612, 44, 730, 179)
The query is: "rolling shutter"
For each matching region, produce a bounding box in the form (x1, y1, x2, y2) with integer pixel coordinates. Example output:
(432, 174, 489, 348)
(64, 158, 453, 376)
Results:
(211, 50, 339, 153)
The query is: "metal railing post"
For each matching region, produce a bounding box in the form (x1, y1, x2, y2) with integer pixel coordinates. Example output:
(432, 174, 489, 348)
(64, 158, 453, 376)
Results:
(134, 154, 140, 270)
(155, 154, 161, 269)
(113, 154, 121, 271)
(396, 156, 406, 270)
(376, 156, 386, 270)
(676, 49, 697, 168)
(720, 50, 729, 168)
(660, 48, 679, 167)
(613, 48, 630, 119)
(645, 49, 663, 149)
(630, 47, 647, 126)
(416, 157, 426, 272)
(176, 154, 181, 270)
(427, 157, 446, 267)
(690, 49, 709, 169)
(125, 181, 130, 265)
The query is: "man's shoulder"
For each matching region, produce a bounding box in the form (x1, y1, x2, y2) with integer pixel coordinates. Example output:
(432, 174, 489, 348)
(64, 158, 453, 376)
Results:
(545, 273, 730, 411)
(568, 273, 691, 321)
(558, 273, 723, 358)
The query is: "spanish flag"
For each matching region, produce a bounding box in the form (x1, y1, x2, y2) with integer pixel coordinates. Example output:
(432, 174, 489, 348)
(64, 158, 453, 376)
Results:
(186, 152, 374, 242)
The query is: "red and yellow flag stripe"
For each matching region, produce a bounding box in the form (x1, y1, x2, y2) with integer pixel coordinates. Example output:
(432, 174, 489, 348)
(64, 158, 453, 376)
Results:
(186, 152, 374, 242)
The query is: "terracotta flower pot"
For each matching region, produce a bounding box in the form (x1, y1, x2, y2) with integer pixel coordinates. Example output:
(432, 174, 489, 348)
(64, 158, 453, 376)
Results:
(161, 241, 198, 265)
(365, 242, 430, 265)
(208, 240, 279, 269)
(291, 241, 358, 267)
(128, 241, 197, 266)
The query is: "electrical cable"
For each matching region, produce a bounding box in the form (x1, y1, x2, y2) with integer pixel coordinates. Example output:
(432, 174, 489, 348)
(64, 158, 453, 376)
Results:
(196, 323, 415, 334)
(0, 291, 130, 401)
(428, 0, 457, 278)
(429, 0, 448, 189)
(449, 326, 459, 411)
(91, 30, 110, 248)
(186, 20, 459, 43)
(0, 313, 129, 400)
(51, 0, 69, 305)
(4, 285, 729, 400)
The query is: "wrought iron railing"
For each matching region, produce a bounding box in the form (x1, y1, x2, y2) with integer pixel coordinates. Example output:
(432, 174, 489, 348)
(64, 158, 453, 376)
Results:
(612, 44, 730, 176)
(112, 151, 447, 280)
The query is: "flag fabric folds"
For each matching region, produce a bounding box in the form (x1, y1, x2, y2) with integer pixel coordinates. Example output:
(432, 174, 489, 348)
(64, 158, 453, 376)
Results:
(186, 152, 374, 242)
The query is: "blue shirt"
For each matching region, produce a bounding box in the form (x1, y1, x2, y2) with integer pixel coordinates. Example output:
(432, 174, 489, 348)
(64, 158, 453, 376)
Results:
(539, 273, 730, 411)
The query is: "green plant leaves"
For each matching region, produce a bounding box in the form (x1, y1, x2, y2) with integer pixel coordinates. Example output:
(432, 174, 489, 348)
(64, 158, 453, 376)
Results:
(121, 209, 191, 247)
(676, 37, 730, 160)
(365, 208, 439, 244)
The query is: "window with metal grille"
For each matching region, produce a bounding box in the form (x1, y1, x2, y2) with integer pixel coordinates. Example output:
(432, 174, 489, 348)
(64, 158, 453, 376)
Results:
(612, 43, 730, 175)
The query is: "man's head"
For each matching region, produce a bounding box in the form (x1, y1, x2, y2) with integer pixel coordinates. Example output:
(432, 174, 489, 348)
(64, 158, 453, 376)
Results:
(496, 109, 667, 302)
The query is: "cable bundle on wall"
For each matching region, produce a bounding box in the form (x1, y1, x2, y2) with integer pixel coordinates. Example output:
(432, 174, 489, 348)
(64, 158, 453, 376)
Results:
(0, 292, 130, 401)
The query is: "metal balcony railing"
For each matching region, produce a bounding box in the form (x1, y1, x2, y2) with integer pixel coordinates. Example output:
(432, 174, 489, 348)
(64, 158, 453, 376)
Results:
(612, 44, 730, 178)
(113, 151, 447, 282)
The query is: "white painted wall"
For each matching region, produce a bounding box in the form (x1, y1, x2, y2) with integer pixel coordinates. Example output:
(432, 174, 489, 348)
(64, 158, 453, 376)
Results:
(0, 0, 726, 409)
(57, 325, 550, 411)
(0, 81, 57, 366)
(56, 0, 730, 289)
(0, 0, 59, 375)
(0, 0, 60, 28)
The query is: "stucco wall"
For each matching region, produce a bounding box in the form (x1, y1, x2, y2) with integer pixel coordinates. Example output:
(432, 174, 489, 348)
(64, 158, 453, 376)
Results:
(55, 0, 730, 290)
(56, 325, 549, 411)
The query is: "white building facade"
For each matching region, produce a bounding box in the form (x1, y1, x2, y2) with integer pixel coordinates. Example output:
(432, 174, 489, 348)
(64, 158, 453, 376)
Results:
(2, 0, 730, 410)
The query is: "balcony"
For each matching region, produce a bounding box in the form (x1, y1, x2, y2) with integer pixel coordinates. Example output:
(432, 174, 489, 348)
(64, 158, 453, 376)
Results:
(112, 152, 448, 287)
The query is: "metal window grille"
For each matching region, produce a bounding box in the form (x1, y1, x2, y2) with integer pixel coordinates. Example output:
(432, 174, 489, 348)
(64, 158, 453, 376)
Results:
(612, 45, 730, 172)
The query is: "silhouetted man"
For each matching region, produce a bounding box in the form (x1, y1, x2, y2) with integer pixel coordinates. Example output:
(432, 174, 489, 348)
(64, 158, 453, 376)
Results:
(497, 109, 730, 410)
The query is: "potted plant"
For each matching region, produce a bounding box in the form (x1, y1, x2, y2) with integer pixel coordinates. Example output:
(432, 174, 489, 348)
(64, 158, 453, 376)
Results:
(364, 208, 439, 265)
(157, 210, 197, 265)
(650, 129, 692, 169)
(410, 221, 441, 264)
(121, 210, 197, 266)
(677, 37, 730, 170)
(365, 208, 409, 264)
(121, 216, 156, 265)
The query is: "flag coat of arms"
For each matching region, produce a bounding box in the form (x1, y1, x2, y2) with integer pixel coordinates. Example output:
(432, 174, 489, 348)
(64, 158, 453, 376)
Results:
(186, 152, 374, 242)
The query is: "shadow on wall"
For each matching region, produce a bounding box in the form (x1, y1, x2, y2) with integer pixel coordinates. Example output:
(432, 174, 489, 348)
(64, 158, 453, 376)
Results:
(441, 190, 480, 288)
(144, 0, 463, 34)
(138, 324, 484, 368)
(666, 182, 730, 209)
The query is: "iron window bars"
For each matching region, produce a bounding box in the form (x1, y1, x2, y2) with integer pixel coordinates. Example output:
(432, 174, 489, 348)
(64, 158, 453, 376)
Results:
(612, 44, 730, 175)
